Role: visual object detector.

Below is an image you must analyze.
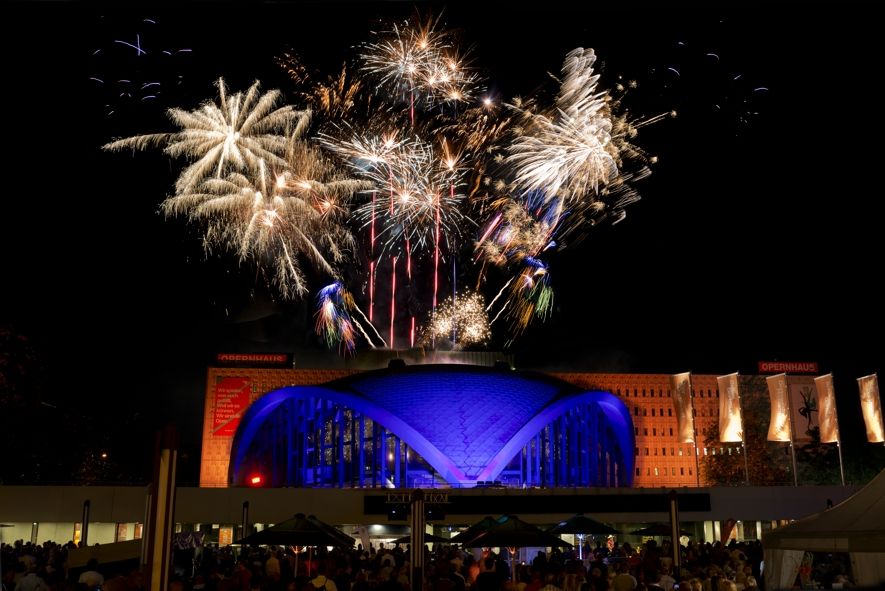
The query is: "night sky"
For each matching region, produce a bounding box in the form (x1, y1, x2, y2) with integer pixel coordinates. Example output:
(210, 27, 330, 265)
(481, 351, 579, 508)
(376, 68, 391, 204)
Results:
(2, 1, 882, 483)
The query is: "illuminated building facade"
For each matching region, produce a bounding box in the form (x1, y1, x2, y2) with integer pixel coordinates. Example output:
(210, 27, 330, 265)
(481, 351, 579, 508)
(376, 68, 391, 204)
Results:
(201, 360, 728, 489)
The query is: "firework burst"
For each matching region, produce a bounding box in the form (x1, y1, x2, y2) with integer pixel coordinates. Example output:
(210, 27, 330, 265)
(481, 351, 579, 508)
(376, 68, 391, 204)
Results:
(324, 130, 473, 256)
(105, 78, 304, 192)
(423, 291, 491, 349)
(360, 14, 479, 112)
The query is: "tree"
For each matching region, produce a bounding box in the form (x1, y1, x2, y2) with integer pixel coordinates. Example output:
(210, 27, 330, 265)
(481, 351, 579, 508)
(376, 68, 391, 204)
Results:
(701, 375, 791, 486)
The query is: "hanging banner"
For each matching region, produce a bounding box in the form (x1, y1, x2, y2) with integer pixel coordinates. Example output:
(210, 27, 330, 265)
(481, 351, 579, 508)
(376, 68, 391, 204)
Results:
(858, 374, 884, 443)
(814, 374, 840, 444)
(670, 372, 695, 443)
(717, 373, 743, 442)
(788, 376, 818, 443)
(766, 374, 791, 442)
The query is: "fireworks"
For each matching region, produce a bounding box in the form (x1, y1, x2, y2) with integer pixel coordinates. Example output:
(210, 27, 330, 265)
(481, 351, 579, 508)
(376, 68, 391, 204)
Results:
(104, 78, 304, 192)
(360, 15, 479, 112)
(165, 159, 355, 299)
(507, 48, 619, 204)
(326, 130, 472, 255)
(423, 291, 491, 349)
(104, 13, 661, 353)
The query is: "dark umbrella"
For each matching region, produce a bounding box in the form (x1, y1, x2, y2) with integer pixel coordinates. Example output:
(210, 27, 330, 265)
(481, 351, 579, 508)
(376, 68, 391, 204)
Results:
(546, 514, 620, 560)
(449, 515, 498, 544)
(461, 515, 572, 582)
(235, 513, 355, 547)
(547, 514, 620, 536)
(630, 523, 691, 537)
(392, 532, 452, 545)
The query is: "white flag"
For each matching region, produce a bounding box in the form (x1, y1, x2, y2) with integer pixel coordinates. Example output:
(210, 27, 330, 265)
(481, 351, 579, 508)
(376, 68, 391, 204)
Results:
(858, 374, 884, 443)
(717, 373, 743, 442)
(670, 372, 695, 443)
(766, 373, 791, 442)
(814, 374, 840, 444)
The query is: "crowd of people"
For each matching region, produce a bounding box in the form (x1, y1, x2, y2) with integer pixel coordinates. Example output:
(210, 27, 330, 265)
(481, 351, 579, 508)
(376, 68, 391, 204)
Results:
(0, 536, 856, 591)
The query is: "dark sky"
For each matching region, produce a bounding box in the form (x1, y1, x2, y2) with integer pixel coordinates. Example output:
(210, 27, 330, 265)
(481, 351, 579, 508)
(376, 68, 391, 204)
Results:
(2, 1, 882, 482)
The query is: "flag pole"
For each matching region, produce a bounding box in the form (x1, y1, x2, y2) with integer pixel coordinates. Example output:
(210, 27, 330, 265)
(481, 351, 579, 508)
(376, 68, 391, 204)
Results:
(785, 374, 799, 487)
(736, 374, 750, 484)
(836, 440, 845, 486)
(688, 373, 700, 488)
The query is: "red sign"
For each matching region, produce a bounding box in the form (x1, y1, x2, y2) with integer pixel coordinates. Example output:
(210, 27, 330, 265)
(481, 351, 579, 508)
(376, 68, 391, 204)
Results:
(216, 353, 291, 365)
(212, 377, 251, 436)
(758, 361, 819, 374)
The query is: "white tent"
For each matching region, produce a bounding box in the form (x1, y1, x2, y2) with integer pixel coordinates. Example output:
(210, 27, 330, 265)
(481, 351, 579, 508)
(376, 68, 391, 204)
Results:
(762, 469, 885, 589)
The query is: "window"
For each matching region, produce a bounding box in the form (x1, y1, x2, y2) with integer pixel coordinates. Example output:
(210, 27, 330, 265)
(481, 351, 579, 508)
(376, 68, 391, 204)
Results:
(662, 448, 667, 456)
(644, 428, 648, 436)
(634, 407, 639, 416)
(635, 427, 639, 435)
(635, 447, 639, 456)
(636, 468, 641, 476)
(680, 467, 685, 475)
(643, 409, 647, 416)
(689, 468, 693, 475)
(671, 448, 675, 456)
(669, 428, 674, 436)
(651, 409, 656, 417)
(645, 448, 649, 456)
(654, 467, 659, 476)
(653, 428, 657, 436)
(668, 408, 673, 417)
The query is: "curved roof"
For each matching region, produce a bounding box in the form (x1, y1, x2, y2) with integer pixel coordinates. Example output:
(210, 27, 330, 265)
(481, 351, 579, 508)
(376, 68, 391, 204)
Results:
(231, 364, 633, 486)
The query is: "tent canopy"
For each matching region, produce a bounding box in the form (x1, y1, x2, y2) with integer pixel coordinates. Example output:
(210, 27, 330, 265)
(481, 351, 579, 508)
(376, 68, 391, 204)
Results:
(763, 469, 885, 553)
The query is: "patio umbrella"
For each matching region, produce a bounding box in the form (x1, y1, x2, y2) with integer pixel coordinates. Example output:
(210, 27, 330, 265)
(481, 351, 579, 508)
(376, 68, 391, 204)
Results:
(546, 514, 620, 559)
(235, 513, 354, 575)
(448, 515, 498, 544)
(630, 523, 691, 537)
(392, 532, 452, 545)
(235, 513, 355, 547)
(461, 515, 572, 582)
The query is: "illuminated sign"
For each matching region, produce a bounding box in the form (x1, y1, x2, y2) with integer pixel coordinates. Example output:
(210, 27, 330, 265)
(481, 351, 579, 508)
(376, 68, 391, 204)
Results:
(758, 361, 818, 374)
(215, 353, 292, 366)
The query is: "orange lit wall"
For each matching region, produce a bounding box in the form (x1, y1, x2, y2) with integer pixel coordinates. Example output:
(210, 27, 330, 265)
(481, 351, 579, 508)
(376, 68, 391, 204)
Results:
(201, 368, 724, 488)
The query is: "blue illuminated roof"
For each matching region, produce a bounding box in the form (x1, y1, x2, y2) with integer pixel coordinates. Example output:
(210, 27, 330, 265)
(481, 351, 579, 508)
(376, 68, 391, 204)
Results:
(231, 364, 634, 486)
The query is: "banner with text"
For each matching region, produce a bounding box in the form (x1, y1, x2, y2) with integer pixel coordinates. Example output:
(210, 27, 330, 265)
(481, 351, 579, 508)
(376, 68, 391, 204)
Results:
(670, 372, 695, 443)
(814, 374, 840, 444)
(717, 373, 743, 442)
(766, 373, 791, 442)
(858, 374, 884, 443)
(212, 377, 252, 437)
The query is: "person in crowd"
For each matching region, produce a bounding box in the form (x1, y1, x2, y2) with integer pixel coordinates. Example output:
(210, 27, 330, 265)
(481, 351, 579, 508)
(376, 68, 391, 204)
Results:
(78, 559, 105, 590)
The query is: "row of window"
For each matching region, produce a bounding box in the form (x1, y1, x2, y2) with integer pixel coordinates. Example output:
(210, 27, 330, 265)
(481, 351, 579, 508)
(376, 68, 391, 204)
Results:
(633, 407, 719, 418)
(615, 388, 720, 398)
(635, 427, 676, 437)
(633, 446, 743, 457)
(635, 466, 694, 477)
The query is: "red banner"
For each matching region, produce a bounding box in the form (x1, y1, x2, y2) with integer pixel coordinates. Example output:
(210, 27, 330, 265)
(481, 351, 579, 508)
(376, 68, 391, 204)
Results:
(212, 377, 251, 436)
